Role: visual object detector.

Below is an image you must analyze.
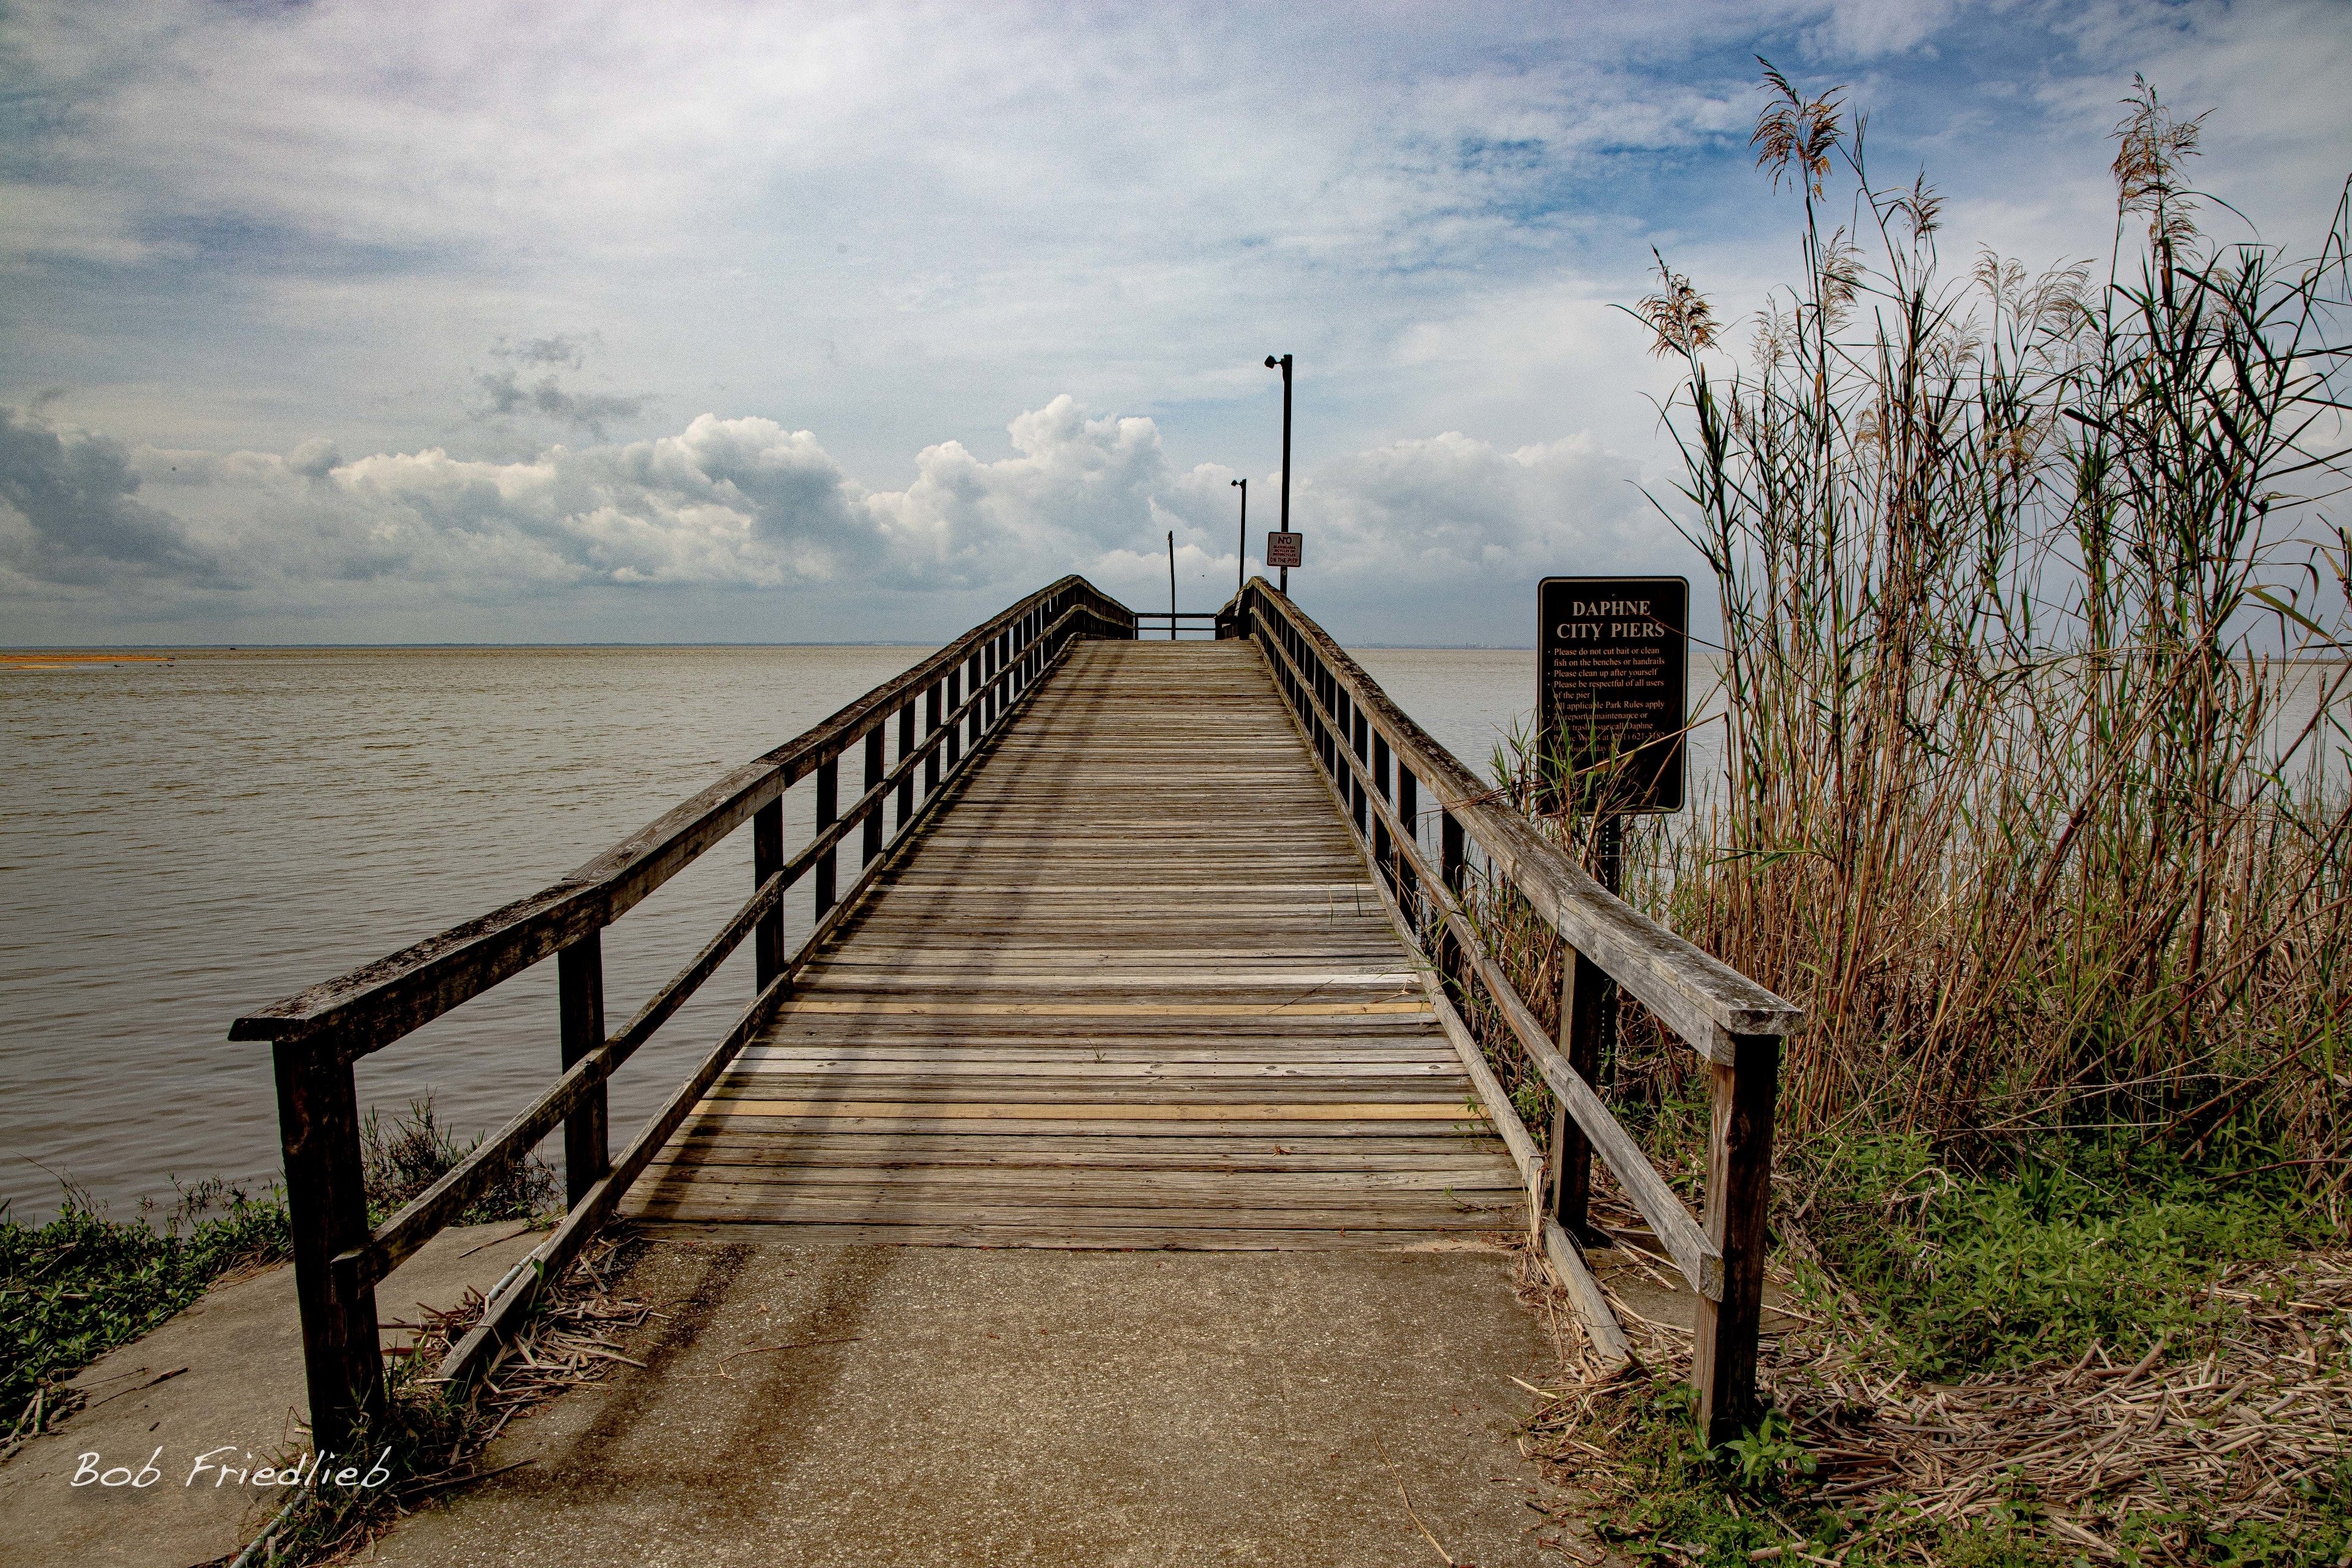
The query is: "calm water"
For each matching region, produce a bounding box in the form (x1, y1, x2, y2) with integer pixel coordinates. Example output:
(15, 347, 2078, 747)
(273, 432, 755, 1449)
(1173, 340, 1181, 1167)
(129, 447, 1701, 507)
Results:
(1, 643, 1542, 1223)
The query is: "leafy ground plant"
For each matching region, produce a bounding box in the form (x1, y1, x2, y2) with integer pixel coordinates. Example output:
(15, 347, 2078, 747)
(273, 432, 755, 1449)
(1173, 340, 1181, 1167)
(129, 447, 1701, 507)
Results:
(1, 1178, 288, 1451)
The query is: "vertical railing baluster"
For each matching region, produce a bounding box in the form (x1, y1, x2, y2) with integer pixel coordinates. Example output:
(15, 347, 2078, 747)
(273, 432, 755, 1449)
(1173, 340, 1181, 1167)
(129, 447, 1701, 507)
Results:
(897, 702, 916, 827)
(862, 727, 885, 867)
(1371, 730, 1393, 894)
(927, 679, 945, 793)
(1396, 764, 1422, 937)
(276, 1037, 382, 1452)
(1350, 701, 1369, 835)
(946, 667, 963, 771)
(969, 648, 983, 741)
(1439, 810, 1466, 993)
(814, 755, 839, 916)
(1694, 1034, 1782, 1445)
(558, 931, 608, 1207)
(1548, 944, 1608, 1246)
(753, 797, 784, 986)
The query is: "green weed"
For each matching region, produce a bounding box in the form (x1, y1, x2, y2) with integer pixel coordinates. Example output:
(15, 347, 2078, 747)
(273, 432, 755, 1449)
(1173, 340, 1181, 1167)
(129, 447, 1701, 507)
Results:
(0, 1178, 288, 1438)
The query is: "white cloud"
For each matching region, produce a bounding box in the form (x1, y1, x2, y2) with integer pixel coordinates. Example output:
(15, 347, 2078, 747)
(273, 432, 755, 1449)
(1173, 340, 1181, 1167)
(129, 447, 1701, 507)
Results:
(0, 396, 1670, 643)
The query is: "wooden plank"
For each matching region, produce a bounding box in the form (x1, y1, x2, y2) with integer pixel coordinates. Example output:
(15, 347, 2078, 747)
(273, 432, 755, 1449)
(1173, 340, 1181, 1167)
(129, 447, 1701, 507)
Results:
(619, 639, 1519, 1248)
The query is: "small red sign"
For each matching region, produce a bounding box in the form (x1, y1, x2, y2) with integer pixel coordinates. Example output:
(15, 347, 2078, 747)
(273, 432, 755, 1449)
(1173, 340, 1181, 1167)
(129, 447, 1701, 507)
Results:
(1265, 531, 1303, 568)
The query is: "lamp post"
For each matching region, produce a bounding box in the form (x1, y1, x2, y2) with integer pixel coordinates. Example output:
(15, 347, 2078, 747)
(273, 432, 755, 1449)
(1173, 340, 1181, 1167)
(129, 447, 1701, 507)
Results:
(1230, 477, 1246, 596)
(1264, 353, 1292, 594)
(1166, 529, 1177, 640)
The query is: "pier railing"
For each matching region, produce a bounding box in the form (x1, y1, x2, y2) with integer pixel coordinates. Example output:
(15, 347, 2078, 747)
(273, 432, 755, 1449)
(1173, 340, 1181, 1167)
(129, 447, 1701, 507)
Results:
(232, 575, 1136, 1447)
(1230, 578, 1801, 1441)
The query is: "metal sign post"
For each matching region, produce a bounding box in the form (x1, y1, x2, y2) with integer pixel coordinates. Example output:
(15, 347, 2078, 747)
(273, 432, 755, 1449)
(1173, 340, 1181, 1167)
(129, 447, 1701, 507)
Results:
(1264, 353, 1293, 593)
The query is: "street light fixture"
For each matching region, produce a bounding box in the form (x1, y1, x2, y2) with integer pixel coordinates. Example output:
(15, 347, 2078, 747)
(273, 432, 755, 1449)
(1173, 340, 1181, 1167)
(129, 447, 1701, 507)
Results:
(1264, 353, 1292, 594)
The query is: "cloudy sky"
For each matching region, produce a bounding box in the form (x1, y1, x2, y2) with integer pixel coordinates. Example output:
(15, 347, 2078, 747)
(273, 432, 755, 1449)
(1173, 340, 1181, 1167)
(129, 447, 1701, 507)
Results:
(4, 0, 2346, 646)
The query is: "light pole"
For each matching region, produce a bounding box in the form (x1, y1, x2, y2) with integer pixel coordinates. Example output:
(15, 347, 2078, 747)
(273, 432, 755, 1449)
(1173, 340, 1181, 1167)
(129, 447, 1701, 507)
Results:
(1264, 353, 1292, 594)
(1166, 529, 1177, 640)
(1230, 477, 1246, 596)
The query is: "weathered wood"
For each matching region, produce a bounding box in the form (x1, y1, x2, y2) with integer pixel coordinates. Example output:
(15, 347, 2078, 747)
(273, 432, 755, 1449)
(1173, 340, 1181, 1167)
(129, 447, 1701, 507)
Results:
(266, 581, 1129, 1433)
(1253, 595, 1725, 1297)
(1549, 946, 1609, 1245)
(622, 642, 1521, 1246)
(441, 600, 1099, 1388)
(1303, 742, 1635, 1366)
(1692, 1031, 1782, 1444)
(752, 799, 784, 989)
(274, 1039, 380, 1450)
(813, 755, 839, 915)
(1542, 1216, 1634, 1369)
(350, 867, 789, 1287)
(896, 701, 916, 828)
(557, 932, 608, 1209)
(1243, 583, 1799, 1058)
(924, 680, 943, 796)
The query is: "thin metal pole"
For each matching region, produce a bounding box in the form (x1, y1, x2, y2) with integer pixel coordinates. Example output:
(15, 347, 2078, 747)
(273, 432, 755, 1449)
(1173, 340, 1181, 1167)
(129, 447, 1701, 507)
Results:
(1167, 529, 1177, 639)
(1265, 352, 1292, 594)
(1232, 477, 1246, 595)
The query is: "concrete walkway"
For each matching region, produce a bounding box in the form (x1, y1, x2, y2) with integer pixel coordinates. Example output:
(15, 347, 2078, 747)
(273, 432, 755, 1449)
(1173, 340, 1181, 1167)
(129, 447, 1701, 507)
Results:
(0, 1219, 546, 1568)
(365, 1236, 1578, 1567)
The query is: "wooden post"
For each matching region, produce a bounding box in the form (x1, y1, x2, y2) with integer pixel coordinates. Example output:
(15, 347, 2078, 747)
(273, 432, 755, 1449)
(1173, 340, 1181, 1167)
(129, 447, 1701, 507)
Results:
(1439, 810, 1466, 992)
(558, 932, 608, 1207)
(814, 755, 839, 916)
(967, 652, 984, 745)
(945, 669, 962, 771)
(862, 727, 885, 867)
(274, 1038, 382, 1452)
(1350, 704, 1370, 835)
(1396, 764, 1420, 933)
(1371, 731, 1393, 895)
(753, 799, 784, 987)
(1548, 945, 1610, 1245)
(897, 703, 917, 827)
(1692, 1031, 1782, 1446)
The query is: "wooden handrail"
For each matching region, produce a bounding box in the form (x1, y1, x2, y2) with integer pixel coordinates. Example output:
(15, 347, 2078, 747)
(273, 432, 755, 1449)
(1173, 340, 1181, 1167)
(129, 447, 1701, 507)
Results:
(247, 579, 1136, 1450)
(1250, 615, 1725, 1298)
(232, 575, 1133, 1055)
(1230, 578, 1798, 1442)
(1251, 586, 1796, 1054)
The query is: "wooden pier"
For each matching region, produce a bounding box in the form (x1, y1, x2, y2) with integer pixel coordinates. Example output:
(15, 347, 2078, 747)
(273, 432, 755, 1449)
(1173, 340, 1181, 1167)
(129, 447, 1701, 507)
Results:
(627, 641, 1518, 1246)
(233, 576, 1798, 1452)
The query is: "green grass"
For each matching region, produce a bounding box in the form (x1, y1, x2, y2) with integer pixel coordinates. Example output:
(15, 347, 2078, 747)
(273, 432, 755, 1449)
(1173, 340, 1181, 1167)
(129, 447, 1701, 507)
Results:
(2, 1093, 554, 1443)
(1543, 1129, 2349, 1567)
(1800, 1132, 2329, 1379)
(1, 1179, 290, 1432)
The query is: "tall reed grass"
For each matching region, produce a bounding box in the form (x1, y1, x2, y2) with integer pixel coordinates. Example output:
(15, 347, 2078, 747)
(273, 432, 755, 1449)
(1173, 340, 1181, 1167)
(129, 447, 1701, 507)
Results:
(1507, 72, 2352, 1216)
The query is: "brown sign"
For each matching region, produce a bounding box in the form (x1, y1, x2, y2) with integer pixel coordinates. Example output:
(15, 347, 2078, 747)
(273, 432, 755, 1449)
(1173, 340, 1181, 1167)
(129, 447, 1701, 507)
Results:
(1265, 530, 1302, 568)
(1537, 576, 1689, 813)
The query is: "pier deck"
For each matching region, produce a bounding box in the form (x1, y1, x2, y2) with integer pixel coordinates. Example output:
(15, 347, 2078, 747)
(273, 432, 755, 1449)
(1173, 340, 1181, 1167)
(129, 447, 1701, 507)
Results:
(238, 574, 1797, 1454)
(623, 641, 1520, 1246)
